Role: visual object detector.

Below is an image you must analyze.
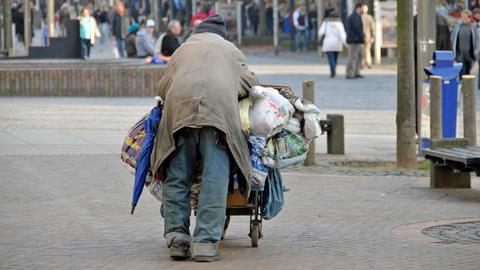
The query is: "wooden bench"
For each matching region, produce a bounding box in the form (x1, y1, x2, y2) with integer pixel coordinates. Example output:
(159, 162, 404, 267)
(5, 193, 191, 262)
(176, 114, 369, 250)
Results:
(423, 139, 478, 188)
(422, 75, 477, 189)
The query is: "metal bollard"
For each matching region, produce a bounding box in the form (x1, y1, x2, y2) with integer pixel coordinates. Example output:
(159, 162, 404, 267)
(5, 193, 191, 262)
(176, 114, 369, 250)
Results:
(326, 114, 345, 154)
(303, 80, 316, 166)
(462, 75, 477, 145)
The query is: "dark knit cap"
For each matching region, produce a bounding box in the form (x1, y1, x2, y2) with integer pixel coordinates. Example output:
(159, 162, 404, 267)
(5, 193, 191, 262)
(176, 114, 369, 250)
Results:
(195, 15, 227, 39)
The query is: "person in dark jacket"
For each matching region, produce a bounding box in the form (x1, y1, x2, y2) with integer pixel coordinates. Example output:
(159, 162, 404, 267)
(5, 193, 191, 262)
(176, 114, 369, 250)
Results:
(111, 2, 129, 58)
(162, 20, 182, 56)
(451, 10, 478, 75)
(345, 3, 364, 79)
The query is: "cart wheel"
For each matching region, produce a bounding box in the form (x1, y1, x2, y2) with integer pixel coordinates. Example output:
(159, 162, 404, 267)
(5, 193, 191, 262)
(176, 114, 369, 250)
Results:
(251, 223, 260, 247)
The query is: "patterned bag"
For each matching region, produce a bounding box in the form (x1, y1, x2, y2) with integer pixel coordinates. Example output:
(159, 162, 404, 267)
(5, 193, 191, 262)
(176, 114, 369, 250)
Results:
(120, 114, 149, 170)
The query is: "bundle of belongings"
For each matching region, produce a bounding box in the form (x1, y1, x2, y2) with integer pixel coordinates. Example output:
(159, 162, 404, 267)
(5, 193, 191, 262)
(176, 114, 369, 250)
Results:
(121, 85, 321, 219)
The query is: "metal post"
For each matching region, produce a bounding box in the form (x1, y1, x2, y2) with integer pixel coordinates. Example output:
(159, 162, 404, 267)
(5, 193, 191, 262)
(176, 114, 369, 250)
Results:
(3, 0, 13, 56)
(416, 0, 436, 150)
(373, 0, 381, 65)
(273, 0, 278, 55)
(462, 75, 477, 145)
(47, 0, 54, 38)
(24, 0, 31, 54)
(430, 76, 442, 140)
(303, 80, 315, 166)
(236, 0, 242, 46)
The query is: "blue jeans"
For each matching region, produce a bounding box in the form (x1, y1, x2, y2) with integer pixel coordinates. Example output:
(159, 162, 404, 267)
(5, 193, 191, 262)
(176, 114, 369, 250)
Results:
(80, 38, 91, 59)
(326, 51, 339, 76)
(295, 28, 308, 51)
(162, 127, 230, 253)
(115, 37, 126, 58)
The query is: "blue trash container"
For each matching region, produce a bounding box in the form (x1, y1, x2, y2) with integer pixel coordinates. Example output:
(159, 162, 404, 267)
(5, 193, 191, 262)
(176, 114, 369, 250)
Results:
(423, 51, 463, 146)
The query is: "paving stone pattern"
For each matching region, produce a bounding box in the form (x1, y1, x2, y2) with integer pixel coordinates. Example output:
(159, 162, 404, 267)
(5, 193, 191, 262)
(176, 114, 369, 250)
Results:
(1, 153, 480, 270)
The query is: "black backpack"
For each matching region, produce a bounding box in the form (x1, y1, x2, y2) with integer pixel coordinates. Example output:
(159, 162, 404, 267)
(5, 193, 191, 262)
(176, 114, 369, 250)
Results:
(298, 13, 305, 26)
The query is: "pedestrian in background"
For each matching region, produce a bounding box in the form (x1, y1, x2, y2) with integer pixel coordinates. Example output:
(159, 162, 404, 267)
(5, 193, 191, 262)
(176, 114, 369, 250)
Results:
(345, 3, 364, 79)
(59, 2, 71, 37)
(154, 20, 182, 57)
(361, 4, 375, 69)
(94, 4, 110, 45)
(293, 1, 308, 51)
(451, 10, 478, 75)
(79, 7, 100, 59)
(125, 23, 139, 57)
(112, 2, 129, 58)
(136, 19, 156, 58)
(319, 11, 346, 78)
(247, 1, 259, 36)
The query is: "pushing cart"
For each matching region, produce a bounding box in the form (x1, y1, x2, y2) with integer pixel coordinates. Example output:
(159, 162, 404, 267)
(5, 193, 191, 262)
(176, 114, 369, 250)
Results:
(225, 189, 263, 247)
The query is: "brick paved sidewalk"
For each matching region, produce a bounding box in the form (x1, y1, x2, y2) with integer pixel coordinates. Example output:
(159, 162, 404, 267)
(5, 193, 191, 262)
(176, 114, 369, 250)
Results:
(1, 153, 479, 270)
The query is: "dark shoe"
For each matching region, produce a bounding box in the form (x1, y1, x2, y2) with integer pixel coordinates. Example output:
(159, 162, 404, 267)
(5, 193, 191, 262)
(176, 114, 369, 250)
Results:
(354, 74, 365, 79)
(346, 76, 355, 79)
(170, 240, 191, 260)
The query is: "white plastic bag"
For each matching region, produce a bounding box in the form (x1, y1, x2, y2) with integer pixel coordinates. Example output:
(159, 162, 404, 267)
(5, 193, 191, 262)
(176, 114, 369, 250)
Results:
(249, 86, 295, 138)
(294, 99, 321, 140)
(284, 117, 301, 133)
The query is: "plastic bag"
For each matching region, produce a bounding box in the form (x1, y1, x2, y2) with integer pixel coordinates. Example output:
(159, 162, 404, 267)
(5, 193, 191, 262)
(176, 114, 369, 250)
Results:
(121, 114, 149, 170)
(249, 86, 295, 138)
(261, 169, 284, 220)
(294, 99, 321, 139)
(263, 130, 309, 168)
(284, 117, 301, 133)
(304, 112, 321, 139)
(239, 98, 254, 134)
(248, 135, 269, 191)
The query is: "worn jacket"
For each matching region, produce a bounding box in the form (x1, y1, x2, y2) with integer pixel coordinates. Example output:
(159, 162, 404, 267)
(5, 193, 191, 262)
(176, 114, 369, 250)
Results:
(150, 32, 259, 196)
(346, 12, 364, 44)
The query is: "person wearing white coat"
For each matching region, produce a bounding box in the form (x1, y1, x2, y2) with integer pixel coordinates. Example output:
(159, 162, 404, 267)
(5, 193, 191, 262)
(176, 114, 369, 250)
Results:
(318, 12, 347, 78)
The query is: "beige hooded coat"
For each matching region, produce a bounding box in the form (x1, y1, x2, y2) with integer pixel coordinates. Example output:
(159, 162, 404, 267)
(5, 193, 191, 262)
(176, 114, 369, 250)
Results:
(150, 32, 258, 194)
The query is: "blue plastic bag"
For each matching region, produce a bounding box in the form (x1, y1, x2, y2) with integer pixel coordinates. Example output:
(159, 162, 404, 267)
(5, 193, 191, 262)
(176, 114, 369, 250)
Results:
(261, 169, 284, 220)
(248, 135, 269, 191)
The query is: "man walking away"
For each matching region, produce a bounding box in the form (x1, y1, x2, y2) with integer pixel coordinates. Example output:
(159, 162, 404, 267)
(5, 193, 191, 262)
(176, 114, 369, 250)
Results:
(112, 2, 129, 58)
(361, 4, 375, 69)
(150, 15, 258, 262)
(346, 3, 365, 79)
(293, 1, 308, 51)
(451, 10, 478, 75)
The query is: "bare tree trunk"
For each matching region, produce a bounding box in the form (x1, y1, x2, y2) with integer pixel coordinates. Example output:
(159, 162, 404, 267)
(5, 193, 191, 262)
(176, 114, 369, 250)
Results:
(396, 0, 417, 169)
(258, 0, 267, 36)
(3, 0, 13, 56)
